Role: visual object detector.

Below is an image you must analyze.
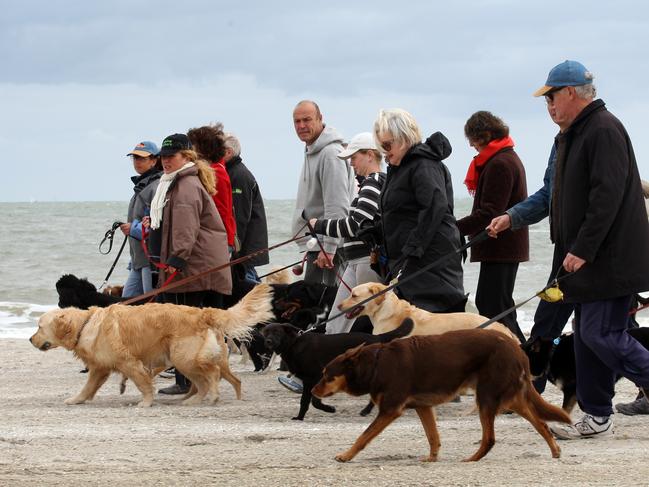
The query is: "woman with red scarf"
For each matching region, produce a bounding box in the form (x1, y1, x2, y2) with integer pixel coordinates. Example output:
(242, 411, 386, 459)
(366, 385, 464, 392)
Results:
(457, 111, 529, 342)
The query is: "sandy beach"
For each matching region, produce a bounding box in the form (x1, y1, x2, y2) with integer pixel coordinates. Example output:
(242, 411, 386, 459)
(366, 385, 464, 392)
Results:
(1, 338, 648, 486)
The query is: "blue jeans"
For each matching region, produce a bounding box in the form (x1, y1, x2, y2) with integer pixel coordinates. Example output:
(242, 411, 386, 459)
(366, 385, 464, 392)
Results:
(121, 265, 154, 298)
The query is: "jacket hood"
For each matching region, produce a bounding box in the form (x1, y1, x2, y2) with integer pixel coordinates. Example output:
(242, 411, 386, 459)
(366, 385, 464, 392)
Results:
(306, 125, 344, 155)
(405, 131, 452, 163)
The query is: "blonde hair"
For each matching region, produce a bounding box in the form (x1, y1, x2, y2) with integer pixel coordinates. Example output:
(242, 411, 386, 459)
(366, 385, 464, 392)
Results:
(195, 159, 216, 195)
(373, 108, 422, 151)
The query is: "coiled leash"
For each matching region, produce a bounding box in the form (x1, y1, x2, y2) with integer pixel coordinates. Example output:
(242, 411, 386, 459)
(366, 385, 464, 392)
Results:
(97, 221, 127, 291)
(303, 229, 491, 333)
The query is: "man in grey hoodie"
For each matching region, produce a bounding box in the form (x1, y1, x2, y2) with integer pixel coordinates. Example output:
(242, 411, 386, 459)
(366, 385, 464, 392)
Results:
(291, 100, 355, 286)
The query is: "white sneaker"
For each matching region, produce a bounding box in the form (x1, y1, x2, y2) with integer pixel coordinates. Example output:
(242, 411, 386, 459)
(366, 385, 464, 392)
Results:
(550, 414, 613, 440)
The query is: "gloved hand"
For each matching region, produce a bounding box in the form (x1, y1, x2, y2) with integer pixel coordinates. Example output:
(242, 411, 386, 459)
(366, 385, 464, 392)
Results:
(356, 221, 382, 246)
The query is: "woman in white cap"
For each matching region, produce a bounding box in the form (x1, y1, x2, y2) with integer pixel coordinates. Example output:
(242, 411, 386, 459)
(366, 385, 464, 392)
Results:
(120, 141, 162, 297)
(308, 132, 385, 334)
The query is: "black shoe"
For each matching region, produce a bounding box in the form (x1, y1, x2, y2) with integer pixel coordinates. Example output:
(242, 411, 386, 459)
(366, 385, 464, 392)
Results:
(158, 384, 190, 395)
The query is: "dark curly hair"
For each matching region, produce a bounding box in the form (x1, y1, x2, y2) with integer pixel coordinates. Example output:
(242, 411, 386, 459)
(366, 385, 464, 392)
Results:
(187, 123, 226, 162)
(464, 111, 509, 147)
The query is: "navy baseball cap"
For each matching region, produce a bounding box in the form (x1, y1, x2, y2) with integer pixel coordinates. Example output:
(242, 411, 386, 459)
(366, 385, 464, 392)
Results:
(159, 133, 192, 156)
(533, 60, 594, 97)
(127, 141, 159, 157)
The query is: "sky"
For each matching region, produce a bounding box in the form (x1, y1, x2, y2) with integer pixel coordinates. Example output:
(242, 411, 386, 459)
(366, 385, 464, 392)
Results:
(2, 0, 649, 202)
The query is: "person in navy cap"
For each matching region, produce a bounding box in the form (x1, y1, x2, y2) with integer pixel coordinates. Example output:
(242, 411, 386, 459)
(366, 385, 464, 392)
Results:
(120, 141, 162, 297)
(490, 60, 649, 439)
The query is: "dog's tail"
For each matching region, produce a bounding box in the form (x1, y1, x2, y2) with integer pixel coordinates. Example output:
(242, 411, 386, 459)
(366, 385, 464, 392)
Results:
(377, 317, 414, 342)
(203, 284, 275, 341)
(527, 382, 572, 424)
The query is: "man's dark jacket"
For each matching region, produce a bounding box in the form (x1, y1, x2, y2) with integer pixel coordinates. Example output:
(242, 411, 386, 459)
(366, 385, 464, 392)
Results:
(379, 132, 465, 312)
(552, 99, 649, 302)
(226, 155, 269, 266)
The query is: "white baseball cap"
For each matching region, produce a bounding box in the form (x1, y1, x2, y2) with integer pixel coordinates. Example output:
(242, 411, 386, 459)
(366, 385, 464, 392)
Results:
(337, 132, 378, 159)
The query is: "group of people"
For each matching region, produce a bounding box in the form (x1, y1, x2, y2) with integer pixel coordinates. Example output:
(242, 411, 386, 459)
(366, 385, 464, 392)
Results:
(288, 60, 649, 441)
(115, 59, 649, 441)
(120, 126, 269, 394)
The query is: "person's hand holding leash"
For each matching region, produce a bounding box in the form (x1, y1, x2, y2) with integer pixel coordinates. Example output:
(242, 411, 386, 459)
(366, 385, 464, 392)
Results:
(315, 251, 335, 269)
(486, 214, 511, 238)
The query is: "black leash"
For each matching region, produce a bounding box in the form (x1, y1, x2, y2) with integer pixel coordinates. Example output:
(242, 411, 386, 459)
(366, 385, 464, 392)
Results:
(257, 260, 303, 280)
(98, 221, 127, 291)
(476, 270, 574, 330)
(305, 230, 490, 332)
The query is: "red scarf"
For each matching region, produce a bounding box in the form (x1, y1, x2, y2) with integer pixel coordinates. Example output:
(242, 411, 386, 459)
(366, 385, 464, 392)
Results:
(464, 136, 515, 195)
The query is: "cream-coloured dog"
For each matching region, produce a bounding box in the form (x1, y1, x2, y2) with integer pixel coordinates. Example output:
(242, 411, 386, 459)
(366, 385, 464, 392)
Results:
(30, 284, 274, 407)
(339, 283, 517, 340)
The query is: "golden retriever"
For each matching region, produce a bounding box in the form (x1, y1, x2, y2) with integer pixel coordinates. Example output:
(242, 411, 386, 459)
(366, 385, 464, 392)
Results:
(339, 282, 517, 340)
(30, 284, 274, 407)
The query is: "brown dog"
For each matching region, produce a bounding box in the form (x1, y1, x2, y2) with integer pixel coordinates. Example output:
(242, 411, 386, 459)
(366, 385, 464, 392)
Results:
(30, 284, 274, 407)
(339, 282, 516, 340)
(312, 325, 571, 462)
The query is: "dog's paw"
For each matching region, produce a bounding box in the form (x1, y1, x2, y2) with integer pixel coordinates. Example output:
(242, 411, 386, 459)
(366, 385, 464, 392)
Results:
(420, 454, 438, 462)
(64, 397, 86, 405)
(335, 452, 353, 463)
(291, 416, 304, 421)
(137, 400, 153, 408)
(322, 405, 336, 414)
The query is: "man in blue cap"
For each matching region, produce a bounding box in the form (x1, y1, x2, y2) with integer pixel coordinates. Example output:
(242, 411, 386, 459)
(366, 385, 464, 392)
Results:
(490, 60, 649, 438)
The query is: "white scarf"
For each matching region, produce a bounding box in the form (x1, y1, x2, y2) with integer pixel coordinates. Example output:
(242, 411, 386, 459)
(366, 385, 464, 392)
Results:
(149, 162, 195, 230)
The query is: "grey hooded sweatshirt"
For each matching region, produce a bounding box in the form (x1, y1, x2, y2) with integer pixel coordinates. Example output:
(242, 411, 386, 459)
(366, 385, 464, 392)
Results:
(291, 125, 355, 254)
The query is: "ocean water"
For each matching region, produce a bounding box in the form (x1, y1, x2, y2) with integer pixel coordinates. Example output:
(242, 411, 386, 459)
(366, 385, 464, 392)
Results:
(1, 198, 623, 339)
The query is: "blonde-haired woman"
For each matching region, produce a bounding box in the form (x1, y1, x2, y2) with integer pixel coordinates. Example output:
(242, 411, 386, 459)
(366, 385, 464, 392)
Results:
(372, 109, 465, 313)
(147, 133, 232, 394)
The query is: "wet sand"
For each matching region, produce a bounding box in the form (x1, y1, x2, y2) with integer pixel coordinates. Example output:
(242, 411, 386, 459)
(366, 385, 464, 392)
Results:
(1, 338, 647, 486)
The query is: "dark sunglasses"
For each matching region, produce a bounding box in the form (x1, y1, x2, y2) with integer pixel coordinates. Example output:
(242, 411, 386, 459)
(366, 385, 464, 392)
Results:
(544, 86, 566, 103)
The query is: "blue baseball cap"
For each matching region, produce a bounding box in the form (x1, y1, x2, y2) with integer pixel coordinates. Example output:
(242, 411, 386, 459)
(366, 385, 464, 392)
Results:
(127, 141, 159, 157)
(533, 60, 594, 97)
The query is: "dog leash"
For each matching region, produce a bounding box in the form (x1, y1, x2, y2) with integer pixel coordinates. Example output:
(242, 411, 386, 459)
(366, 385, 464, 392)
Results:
(121, 224, 310, 305)
(303, 230, 490, 333)
(98, 221, 127, 291)
(257, 260, 303, 280)
(304, 217, 353, 292)
(476, 270, 575, 330)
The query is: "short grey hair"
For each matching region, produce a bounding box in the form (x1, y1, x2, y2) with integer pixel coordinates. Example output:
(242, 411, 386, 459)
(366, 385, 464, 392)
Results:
(224, 133, 241, 157)
(574, 83, 597, 100)
(373, 108, 422, 151)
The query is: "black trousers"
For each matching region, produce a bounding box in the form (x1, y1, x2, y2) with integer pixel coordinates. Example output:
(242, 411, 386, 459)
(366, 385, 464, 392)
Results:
(475, 262, 526, 343)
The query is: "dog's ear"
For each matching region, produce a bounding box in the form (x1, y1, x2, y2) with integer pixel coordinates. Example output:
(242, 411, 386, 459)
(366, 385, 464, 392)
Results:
(52, 312, 77, 348)
(522, 336, 541, 354)
(368, 283, 386, 304)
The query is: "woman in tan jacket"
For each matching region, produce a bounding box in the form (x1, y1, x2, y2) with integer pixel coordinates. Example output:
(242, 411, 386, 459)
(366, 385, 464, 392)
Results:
(148, 133, 232, 394)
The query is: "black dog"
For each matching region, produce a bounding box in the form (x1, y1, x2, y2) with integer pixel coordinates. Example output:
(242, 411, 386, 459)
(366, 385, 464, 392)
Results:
(56, 274, 126, 309)
(261, 319, 414, 420)
(271, 280, 337, 328)
(523, 326, 649, 412)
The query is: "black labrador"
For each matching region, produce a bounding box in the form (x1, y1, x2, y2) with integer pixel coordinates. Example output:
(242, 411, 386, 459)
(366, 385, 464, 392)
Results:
(261, 319, 414, 420)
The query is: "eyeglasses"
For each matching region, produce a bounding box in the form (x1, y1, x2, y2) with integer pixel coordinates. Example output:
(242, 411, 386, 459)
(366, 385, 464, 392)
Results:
(544, 86, 567, 103)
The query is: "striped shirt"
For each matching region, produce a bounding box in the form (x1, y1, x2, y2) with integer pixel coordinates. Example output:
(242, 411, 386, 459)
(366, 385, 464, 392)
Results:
(313, 172, 385, 261)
